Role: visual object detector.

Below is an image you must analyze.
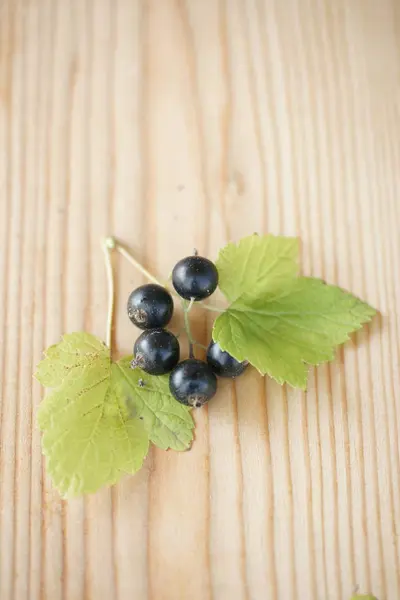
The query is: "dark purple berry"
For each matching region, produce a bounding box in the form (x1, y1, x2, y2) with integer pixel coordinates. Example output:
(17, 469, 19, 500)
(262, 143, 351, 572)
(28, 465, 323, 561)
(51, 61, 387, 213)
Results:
(133, 329, 179, 376)
(206, 340, 249, 378)
(172, 255, 218, 301)
(169, 359, 217, 407)
(127, 284, 173, 330)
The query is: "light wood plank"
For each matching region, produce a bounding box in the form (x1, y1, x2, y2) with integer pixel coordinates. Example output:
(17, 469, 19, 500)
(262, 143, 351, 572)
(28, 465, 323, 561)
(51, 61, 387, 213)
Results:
(0, 0, 399, 598)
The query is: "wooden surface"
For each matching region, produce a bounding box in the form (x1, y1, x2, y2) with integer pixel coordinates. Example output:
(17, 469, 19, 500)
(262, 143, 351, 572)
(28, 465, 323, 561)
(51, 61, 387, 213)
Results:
(1, 0, 400, 598)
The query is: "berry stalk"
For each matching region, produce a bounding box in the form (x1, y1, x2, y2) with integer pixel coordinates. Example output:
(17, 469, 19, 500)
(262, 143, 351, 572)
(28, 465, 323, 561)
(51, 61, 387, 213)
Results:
(198, 303, 224, 313)
(111, 238, 162, 286)
(106, 236, 224, 313)
(182, 299, 195, 359)
(103, 238, 116, 350)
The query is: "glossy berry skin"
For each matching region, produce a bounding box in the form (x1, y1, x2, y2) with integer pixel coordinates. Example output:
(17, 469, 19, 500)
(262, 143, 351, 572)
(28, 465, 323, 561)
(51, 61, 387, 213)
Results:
(133, 329, 180, 375)
(172, 256, 219, 301)
(206, 340, 249, 378)
(127, 284, 173, 330)
(169, 359, 217, 407)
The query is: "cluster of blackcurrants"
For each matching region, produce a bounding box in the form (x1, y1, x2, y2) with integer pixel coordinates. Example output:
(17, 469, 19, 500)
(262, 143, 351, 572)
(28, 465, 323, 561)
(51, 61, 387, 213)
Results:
(127, 254, 248, 408)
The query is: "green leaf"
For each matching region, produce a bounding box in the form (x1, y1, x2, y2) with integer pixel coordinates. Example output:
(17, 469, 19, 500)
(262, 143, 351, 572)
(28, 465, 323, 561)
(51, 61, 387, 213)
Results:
(117, 356, 194, 451)
(216, 233, 299, 302)
(213, 277, 375, 389)
(350, 595, 378, 600)
(36, 333, 149, 497)
(35, 332, 109, 388)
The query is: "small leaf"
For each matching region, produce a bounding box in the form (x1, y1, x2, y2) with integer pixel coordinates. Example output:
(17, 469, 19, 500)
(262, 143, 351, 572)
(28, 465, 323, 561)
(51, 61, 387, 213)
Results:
(213, 277, 375, 389)
(350, 595, 378, 600)
(216, 233, 299, 302)
(117, 356, 194, 451)
(36, 334, 149, 497)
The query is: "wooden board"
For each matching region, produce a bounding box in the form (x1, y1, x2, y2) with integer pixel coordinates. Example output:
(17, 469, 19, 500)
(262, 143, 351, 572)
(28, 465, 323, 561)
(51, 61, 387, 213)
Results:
(1, 0, 399, 598)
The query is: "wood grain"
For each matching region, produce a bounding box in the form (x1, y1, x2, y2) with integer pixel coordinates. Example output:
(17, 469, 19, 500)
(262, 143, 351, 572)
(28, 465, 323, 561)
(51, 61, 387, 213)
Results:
(1, 0, 399, 598)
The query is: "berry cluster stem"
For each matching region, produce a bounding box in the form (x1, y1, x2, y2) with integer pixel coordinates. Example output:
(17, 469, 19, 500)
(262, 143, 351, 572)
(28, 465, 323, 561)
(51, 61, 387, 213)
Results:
(199, 303, 224, 313)
(114, 240, 162, 286)
(103, 235, 225, 353)
(103, 238, 116, 350)
(106, 236, 224, 310)
(182, 299, 195, 359)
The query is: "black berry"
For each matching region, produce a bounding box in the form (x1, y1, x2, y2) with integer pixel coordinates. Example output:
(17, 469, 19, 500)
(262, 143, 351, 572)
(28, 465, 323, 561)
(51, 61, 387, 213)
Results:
(206, 340, 249, 378)
(127, 284, 173, 330)
(172, 255, 218, 301)
(169, 359, 217, 407)
(133, 329, 180, 375)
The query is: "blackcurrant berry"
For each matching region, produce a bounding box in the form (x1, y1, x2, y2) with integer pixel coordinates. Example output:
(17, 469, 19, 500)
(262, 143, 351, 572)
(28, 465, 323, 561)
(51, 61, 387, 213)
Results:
(172, 255, 218, 301)
(206, 340, 249, 378)
(169, 359, 217, 407)
(127, 284, 173, 330)
(133, 329, 180, 375)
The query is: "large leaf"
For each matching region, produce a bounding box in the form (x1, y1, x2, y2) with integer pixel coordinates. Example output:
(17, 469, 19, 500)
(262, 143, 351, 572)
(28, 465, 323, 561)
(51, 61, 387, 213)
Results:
(213, 277, 375, 389)
(36, 333, 149, 497)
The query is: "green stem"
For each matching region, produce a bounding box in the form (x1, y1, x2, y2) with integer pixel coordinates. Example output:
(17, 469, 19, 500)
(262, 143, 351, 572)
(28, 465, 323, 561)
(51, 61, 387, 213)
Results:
(182, 299, 195, 359)
(187, 297, 195, 312)
(102, 239, 115, 350)
(114, 240, 162, 286)
(198, 302, 224, 313)
(103, 236, 226, 355)
(194, 342, 208, 351)
(108, 237, 226, 312)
